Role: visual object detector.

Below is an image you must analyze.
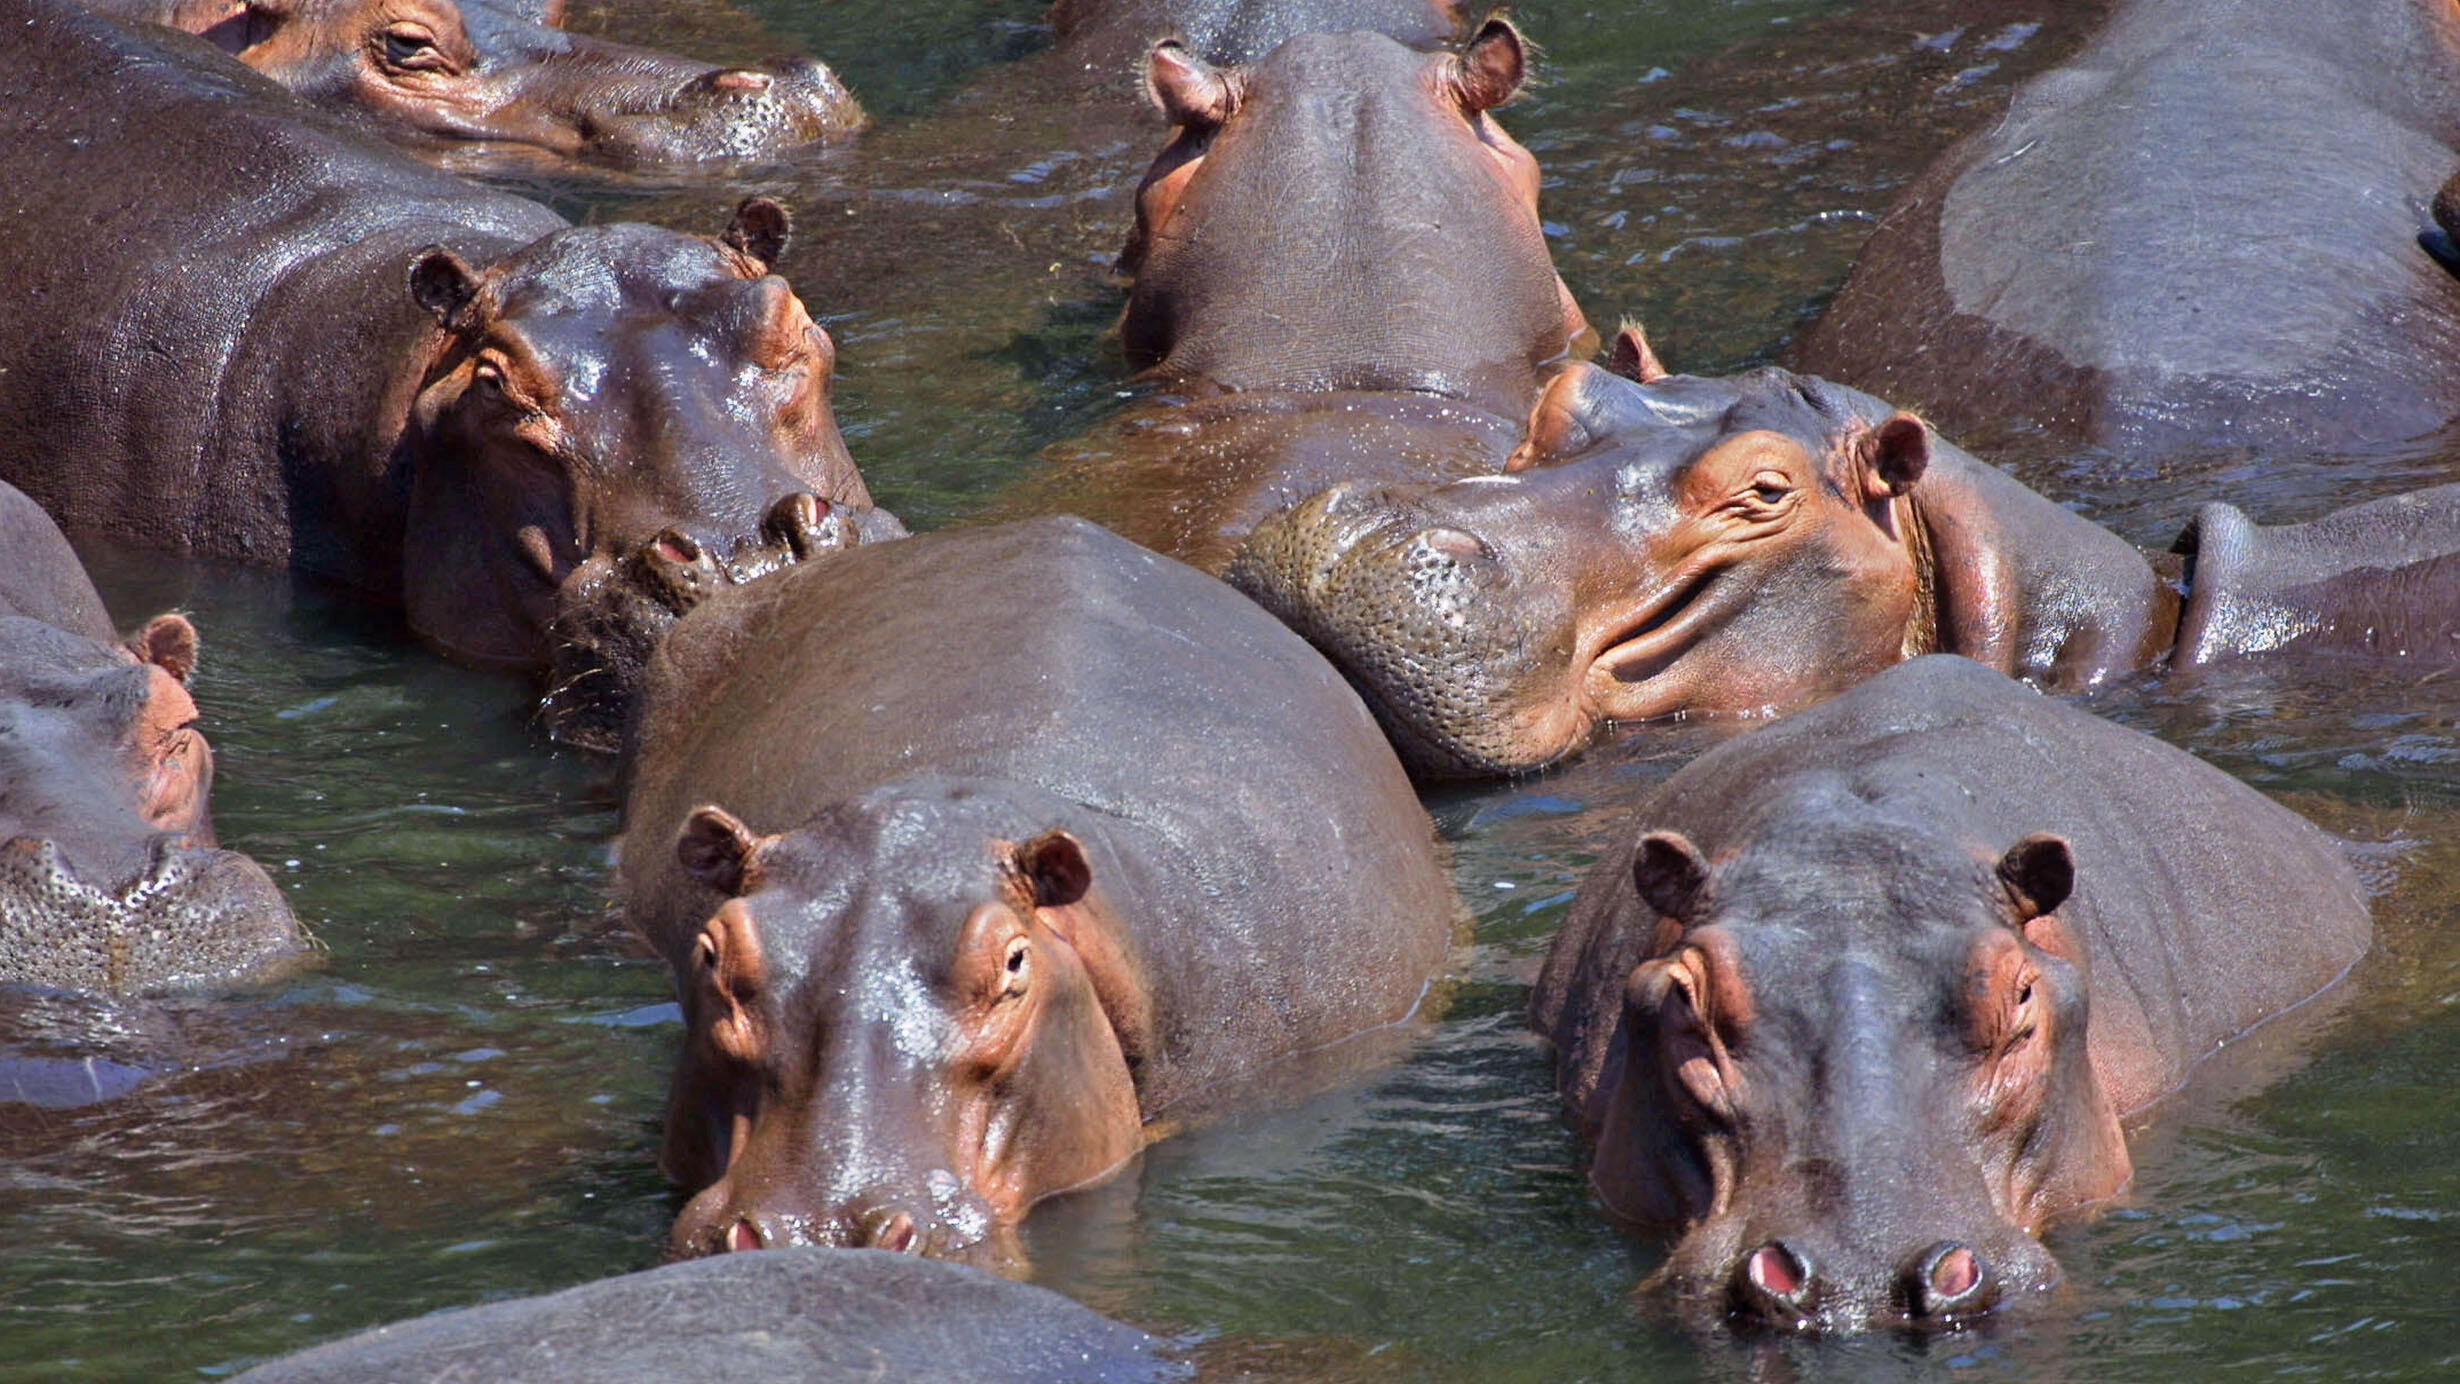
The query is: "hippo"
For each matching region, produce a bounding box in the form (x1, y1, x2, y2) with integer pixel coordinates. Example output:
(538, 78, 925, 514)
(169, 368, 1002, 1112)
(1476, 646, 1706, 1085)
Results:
(1787, 0, 2460, 456)
(1005, 20, 1589, 571)
(1045, 0, 1460, 70)
(231, 1246, 1182, 1383)
(0, 1, 900, 744)
(0, 481, 302, 997)
(620, 516, 1455, 1262)
(1228, 328, 2460, 777)
(1531, 655, 2371, 1332)
(84, 0, 864, 167)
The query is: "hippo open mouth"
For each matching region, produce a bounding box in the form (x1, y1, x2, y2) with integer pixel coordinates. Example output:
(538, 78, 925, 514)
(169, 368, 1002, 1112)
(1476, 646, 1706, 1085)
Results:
(0, 835, 304, 996)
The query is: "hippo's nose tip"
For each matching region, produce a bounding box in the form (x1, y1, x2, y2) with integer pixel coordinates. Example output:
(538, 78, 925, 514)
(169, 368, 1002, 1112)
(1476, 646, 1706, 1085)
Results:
(1733, 1239, 1819, 1326)
(1904, 1241, 1993, 1321)
(862, 1209, 920, 1254)
(726, 1217, 764, 1252)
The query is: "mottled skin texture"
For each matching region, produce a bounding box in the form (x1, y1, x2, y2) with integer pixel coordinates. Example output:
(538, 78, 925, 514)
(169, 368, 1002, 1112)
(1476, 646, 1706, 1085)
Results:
(0, 2, 896, 737)
(84, 0, 863, 167)
(1531, 656, 2370, 1332)
(1790, 0, 2460, 455)
(0, 482, 302, 997)
(1046, 0, 1460, 69)
(620, 518, 1454, 1263)
(1009, 22, 1588, 572)
(1231, 336, 2460, 777)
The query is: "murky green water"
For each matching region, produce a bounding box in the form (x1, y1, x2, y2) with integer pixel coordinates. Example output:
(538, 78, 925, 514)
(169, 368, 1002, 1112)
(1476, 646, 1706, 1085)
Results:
(9, 0, 2460, 1379)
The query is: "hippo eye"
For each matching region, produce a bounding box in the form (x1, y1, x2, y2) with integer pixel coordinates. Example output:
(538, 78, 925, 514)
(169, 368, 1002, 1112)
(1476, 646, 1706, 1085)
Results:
(1002, 936, 1030, 996)
(380, 24, 448, 71)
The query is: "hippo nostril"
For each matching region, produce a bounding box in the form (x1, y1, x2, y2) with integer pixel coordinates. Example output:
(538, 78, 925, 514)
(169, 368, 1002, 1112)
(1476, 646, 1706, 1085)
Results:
(1413, 527, 1489, 561)
(763, 492, 833, 560)
(1733, 1239, 1819, 1325)
(1905, 1241, 1991, 1319)
(862, 1210, 919, 1254)
(710, 69, 772, 94)
(727, 1218, 763, 1253)
(651, 528, 703, 566)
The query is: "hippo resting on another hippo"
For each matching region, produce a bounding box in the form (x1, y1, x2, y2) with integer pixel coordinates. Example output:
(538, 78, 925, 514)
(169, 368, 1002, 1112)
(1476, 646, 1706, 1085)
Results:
(620, 517, 1455, 1262)
(1788, 0, 2460, 455)
(1533, 655, 2370, 1332)
(1004, 20, 1589, 571)
(84, 0, 863, 167)
(0, 482, 302, 997)
(0, 1, 900, 748)
(1229, 330, 2460, 777)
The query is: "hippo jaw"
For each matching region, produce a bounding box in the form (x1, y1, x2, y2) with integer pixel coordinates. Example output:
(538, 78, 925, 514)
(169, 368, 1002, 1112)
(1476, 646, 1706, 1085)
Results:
(1595, 829, 2131, 1333)
(655, 798, 1145, 1268)
(0, 834, 304, 996)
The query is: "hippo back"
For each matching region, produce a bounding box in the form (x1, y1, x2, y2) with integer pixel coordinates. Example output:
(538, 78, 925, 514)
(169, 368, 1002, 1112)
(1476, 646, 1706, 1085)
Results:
(0, 481, 116, 644)
(624, 515, 1455, 1110)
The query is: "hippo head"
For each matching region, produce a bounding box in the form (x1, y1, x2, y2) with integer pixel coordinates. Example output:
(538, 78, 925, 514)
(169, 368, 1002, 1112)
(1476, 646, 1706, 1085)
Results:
(1118, 20, 1587, 414)
(1226, 328, 1934, 777)
(0, 614, 303, 996)
(190, 0, 862, 166)
(657, 787, 1146, 1265)
(1598, 819, 2129, 1331)
(397, 198, 903, 697)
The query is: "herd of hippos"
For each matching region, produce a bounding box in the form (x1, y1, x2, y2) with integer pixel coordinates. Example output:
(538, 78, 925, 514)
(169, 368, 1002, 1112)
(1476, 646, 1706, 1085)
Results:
(5, 0, 2459, 1369)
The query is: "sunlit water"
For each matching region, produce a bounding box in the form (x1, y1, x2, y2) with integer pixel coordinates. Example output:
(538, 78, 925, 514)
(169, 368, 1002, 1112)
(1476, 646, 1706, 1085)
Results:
(8, 0, 2460, 1379)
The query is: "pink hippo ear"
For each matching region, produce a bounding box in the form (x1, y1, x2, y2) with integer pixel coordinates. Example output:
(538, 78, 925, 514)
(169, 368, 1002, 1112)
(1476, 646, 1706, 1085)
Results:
(1449, 16, 1527, 113)
(406, 245, 483, 326)
(1014, 831, 1093, 909)
(1995, 833, 2075, 922)
(128, 613, 199, 683)
(1630, 831, 1712, 931)
(1605, 322, 1670, 383)
(677, 805, 774, 897)
(1145, 40, 1236, 128)
(720, 197, 792, 276)
(1859, 411, 1932, 499)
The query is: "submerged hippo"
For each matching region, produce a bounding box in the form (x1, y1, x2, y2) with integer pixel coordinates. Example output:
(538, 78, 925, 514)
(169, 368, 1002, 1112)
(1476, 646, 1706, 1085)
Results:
(1788, 0, 2460, 455)
(0, 1, 900, 743)
(86, 0, 863, 167)
(1229, 329, 2460, 776)
(1045, 0, 1460, 69)
(621, 517, 1454, 1261)
(1533, 655, 2371, 1331)
(0, 482, 302, 997)
(1008, 20, 1589, 571)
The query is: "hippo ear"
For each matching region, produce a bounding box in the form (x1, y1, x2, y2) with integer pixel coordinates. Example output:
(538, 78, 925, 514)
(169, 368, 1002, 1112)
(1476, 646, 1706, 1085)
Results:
(1631, 831, 1712, 930)
(1996, 833, 2075, 922)
(1605, 322, 1670, 383)
(720, 198, 792, 275)
(678, 805, 771, 897)
(1146, 40, 1235, 128)
(1859, 411, 1931, 499)
(407, 246, 482, 327)
(1449, 17, 1527, 113)
(1015, 830, 1093, 909)
(129, 614, 199, 683)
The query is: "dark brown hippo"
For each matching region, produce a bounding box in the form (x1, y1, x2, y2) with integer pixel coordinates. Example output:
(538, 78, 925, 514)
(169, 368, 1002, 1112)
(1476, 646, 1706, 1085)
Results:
(1045, 0, 1460, 70)
(1532, 654, 2371, 1332)
(1007, 20, 1589, 571)
(1228, 329, 2460, 776)
(0, 1, 900, 744)
(1788, 0, 2460, 456)
(620, 517, 1455, 1263)
(1, 482, 303, 997)
(85, 0, 863, 167)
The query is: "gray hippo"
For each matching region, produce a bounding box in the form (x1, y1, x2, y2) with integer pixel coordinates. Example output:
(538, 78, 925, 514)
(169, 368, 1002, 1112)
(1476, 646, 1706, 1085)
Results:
(1045, 0, 1460, 69)
(0, 0, 900, 744)
(0, 481, 302, 996)
(1532, 655, 2370, 1331)
(1789, 0, 2460, 456)
(1005, 20, 1590, 571)
(1229, 330, 2460, 776)
(620, 517, 1455, 1262)
(84, 0, 863, 167)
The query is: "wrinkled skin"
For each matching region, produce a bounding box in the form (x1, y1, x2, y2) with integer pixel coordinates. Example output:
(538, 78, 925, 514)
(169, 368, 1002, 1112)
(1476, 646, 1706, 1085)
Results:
(86, 0, 863, 167)
(620, 518, 1454, 1263)
(1532, 656, 2370, 1333)
(1789, 0, 2460, 455)
(1007, 22, 1589, 571)
(0, 482, 302, 997)
(0, 3, 898, 743)
(1046, 0, 1460, 69)
(1231, 328, 2460, 777)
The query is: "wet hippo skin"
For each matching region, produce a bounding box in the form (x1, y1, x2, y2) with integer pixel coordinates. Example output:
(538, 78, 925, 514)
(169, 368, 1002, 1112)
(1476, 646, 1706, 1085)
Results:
(1531, 655, 2371, 1332)
(83, 0, 863, 167)
(1789, 0, 2460, 456)
(0, 482, 302, 997)
(1045, 0, 1461, 69)
(1230, 332, 2460, 777)
(0, 1, 900, 739)
(229, 1245, 1182, 1383)
(1005, 20, 1590, 571)
(620, 516, 1455, 1263)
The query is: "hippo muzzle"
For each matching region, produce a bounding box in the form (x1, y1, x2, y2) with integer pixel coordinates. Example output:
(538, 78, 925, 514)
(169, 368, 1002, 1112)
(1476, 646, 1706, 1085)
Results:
(0, 834, 304, 995)
(573, 57, 866, 167)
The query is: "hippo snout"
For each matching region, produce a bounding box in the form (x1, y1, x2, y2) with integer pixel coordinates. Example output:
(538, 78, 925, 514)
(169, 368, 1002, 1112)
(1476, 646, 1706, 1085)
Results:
(0, 833, 304, 995)
(1711, 1226, 2041, 1333)
(674, 1174, 999, 1264)
(582, 58, 865, 165)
